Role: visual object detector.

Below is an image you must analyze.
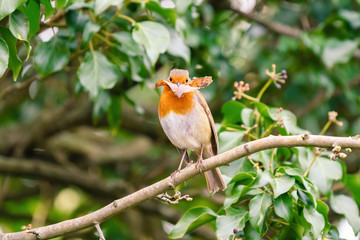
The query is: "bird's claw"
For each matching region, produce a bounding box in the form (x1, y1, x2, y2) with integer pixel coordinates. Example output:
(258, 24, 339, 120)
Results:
(170, 169, 180, 182)
(195, 157, 205, 173)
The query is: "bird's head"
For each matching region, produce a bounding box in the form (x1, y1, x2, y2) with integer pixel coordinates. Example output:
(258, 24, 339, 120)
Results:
(155, 69, 191, 88)
(155, 69, 213, 98)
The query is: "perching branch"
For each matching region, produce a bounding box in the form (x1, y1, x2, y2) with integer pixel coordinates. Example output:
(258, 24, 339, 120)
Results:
(1, 135, 359, 240)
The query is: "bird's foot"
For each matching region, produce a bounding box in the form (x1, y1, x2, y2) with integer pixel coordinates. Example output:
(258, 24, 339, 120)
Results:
(170, 169, 180, 182)
(195, 157, 205, 173)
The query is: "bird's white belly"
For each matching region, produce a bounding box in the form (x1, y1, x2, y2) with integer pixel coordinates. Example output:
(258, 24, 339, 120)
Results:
(159, 102, 211, 151)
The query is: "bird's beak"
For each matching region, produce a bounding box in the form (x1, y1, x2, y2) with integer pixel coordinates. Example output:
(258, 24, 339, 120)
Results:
(154, 79, 166, 88)
(177, 82, 181, 87)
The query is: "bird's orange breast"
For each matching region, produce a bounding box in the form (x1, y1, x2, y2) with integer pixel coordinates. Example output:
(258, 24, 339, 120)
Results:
(158, 85, 195, 118)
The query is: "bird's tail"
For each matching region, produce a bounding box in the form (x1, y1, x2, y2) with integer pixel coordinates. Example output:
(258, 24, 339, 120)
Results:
(203, 147, 227, 193)
(204, 167, 227, 193)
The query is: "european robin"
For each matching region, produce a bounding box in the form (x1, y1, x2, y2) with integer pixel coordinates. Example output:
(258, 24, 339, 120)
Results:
(155, 69, 227, 193)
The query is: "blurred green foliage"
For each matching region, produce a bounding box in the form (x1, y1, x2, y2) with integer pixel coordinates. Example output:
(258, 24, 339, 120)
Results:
(0, 0, 359, 239)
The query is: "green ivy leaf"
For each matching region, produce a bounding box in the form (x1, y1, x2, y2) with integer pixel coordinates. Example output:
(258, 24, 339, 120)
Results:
(274, 194, 293, 222)
(107, 95, 122, 132)
(270, 175, 295, 198)
(278, 223, 304, 239)
(303, 208, 325, 238)
(252, 170, 272, 189)
(0, 26, 22, 81)
(283, 167, 319, 207)
(132, 21, 170, 65)
(92, 91, 111, 123)
(308, 157, 342, 194)
(253, 102, 271, 119)
(218, 131, 243, 153)
(241, 108, 254, 126)
(82, 21, 100, 47)
(55, 0, 66, 10)
(249, 193, 272, 234)
(316, 200, 331, 238)
(344, 173, 360, 204)
(322, 39, 358, 69)
(224, 184, 243, 208)
(113, 31, 144, 56)
(169, 207, 217, 239)
(9, 10, 31, 60)
(295, 147, 313, 173)
(9, 10, 29, 41)
(0, 37, 9, 78)
(95, 0, 123, 15)
(229, 172, 256, 186)
(22, 0, 40, 39)
(301, 32, 325, 56)
(221, 158, 254, 186)
(40, 0, 54, 20)
(174, 0, 192, 14)
(167, 29, 190, 64)
(77, 51, 120, 98)
(34, 38, 70, 77)
(216, 207, 248, 240)
(128, 55, 151, 82)
(0, 0, 27, 20)
(268, 108, 307, 134)
(330, 194, 360, 234)
(252, 149, 273, 171)
(221, 101, 246, 124)
(339, 10, 360, 29)
(146, 0, 176, 25)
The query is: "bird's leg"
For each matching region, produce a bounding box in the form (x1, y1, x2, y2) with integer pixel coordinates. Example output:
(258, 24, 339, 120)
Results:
(195, 145, 205, 173)
(171, 149, 187, 179)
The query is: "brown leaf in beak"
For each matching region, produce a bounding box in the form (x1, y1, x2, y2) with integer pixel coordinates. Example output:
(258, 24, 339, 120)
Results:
(154, 79, 167, 88)
(190, 76, 213, 88)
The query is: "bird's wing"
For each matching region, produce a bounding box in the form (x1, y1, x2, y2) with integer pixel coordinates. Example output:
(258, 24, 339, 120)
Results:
(195, 90, 219, 155)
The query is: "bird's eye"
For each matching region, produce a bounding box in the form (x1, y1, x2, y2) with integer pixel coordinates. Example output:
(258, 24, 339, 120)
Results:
(186, 79, 189, 83)
(169, 77, 173, 82)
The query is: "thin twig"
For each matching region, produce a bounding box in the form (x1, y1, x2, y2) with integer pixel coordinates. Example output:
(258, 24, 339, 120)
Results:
(303, 154, 319, 177)
(0, 75, 37, 100)
(94, 223, 106, 240)
(235, 10, 301, 38)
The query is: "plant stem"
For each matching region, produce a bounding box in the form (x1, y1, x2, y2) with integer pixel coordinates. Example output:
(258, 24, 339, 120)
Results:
(247, 133, 258, 140)
(270, 218, 290, 226)
(256, 79, 272, 101)
(263, 185, 273, 195)
(270, 148, 276, 173)
(94, 33, 115, 47)
(102, 1, 130, 28)
(116, 13, 136, 24)
(241, 93, 259, 102)
(89, 40, 94, 52)
(261, 122, 276, 138)
(303, 154, 319, 177)
(319, 121, 332, 135)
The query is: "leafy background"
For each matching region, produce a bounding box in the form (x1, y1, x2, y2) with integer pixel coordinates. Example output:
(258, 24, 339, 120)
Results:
(0, 0, 359, 239)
